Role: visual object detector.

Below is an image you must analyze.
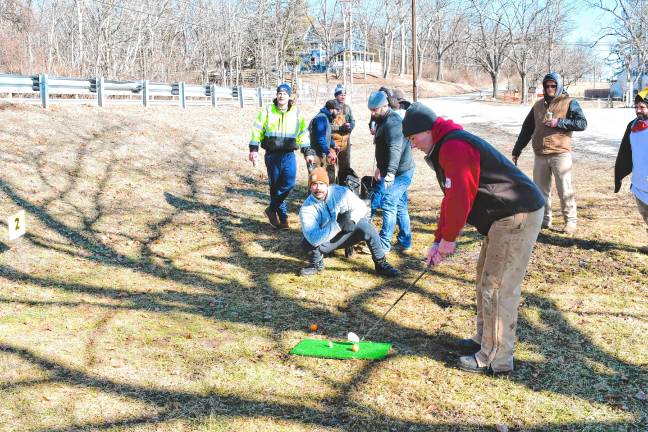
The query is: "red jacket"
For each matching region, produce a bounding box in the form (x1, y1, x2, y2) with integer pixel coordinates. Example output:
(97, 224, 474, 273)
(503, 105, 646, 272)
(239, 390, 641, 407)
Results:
(431, 118, 480, 242)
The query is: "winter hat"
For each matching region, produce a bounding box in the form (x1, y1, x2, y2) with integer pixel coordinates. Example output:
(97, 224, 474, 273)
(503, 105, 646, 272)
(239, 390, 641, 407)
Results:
(368, 91, 388, 109)
(277, 83, 292, 96)
(635, 87, 648, 104)
(325, 99, 341, 111)
(334, 84, 346, 96)
(309, 167, 329, 186)
(392, 88, 406, 101)
(402, 102, 438, 137)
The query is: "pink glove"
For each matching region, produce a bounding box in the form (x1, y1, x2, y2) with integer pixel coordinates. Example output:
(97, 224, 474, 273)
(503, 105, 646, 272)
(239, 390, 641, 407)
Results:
(426, 243, 440, 267)
(438, 239, 456, 256)
(544, 118, 559, 128)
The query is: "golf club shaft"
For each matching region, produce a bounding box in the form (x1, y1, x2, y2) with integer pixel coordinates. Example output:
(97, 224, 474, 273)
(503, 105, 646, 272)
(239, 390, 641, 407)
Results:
(362, 267, 430, 341)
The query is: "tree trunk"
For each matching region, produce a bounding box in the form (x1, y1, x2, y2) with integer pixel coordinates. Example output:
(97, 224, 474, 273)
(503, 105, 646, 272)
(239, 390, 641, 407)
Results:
(520, 72, 527, 104)
(436, 52, 443, 81)
(399, 25, 406, 76)
(491, 72, 498, 98)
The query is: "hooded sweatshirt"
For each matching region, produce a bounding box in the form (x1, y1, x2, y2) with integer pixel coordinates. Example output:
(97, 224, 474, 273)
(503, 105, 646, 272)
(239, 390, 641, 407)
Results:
(309, 107, 335, 156)
(428, 118, 480, 242)
(427, 118, 545, 240)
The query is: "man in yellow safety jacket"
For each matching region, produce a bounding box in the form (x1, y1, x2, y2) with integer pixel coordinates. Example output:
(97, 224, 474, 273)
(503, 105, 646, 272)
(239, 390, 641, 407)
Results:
(249, 83, 316, 229)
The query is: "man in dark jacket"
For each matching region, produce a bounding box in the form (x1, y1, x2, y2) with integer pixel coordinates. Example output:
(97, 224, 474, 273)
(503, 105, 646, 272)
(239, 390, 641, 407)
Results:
(614, 87, 648, 254)
(309, 99, 340, 183)
(368, 91, 415, 254)
(512, 72, 587, 235)
(403, 102, 545, 374)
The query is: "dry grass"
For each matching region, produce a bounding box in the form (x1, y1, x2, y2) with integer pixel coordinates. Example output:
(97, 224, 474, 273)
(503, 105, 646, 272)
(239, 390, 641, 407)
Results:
(0, 97, 646, 432)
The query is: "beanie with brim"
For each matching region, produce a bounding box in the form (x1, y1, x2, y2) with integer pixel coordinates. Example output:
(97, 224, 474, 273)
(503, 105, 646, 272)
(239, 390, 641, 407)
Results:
(402, 102, 438, 137)
(368, 91, 388, 109)
(309, 167, 329, 186)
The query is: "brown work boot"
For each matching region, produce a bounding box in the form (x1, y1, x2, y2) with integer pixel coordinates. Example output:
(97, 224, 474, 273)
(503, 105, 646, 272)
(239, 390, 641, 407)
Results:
(264, 207, 280, 229)
(279, 220, 290, 230)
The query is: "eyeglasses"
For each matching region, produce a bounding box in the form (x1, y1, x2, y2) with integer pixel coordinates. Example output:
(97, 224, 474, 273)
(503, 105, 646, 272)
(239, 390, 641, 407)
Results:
(544, 84, 557, 88)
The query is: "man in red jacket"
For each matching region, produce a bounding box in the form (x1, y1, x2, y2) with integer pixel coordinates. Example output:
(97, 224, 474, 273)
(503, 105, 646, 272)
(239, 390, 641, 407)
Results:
(403, 102, 545, 374)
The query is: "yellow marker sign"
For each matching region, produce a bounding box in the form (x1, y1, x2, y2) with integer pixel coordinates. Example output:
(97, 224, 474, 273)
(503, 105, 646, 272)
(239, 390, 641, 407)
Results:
(8, 210, 26, 241)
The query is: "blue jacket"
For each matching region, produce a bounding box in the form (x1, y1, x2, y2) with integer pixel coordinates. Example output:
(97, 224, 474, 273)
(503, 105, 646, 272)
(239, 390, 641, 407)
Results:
(309, 108, 335, 156)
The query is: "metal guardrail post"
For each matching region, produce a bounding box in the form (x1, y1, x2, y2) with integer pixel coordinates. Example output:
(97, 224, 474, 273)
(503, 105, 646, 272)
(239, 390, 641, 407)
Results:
(257, 87, 263, 107)
(238, 86, 244, 108)
(39, 73, 49, 108)
(210, 84, 216, 107)
(142, 80, 149, 107)
(97, 76, 105, 107)
(179, 81, 186, 109)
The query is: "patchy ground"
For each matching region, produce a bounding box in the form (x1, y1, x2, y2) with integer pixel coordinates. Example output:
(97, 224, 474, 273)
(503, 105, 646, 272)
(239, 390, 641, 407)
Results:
(0, 96, 646, 432)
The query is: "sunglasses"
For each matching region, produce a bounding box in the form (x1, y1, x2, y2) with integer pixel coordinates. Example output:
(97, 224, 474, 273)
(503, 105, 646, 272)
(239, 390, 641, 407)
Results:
(544, 84, 557, 88)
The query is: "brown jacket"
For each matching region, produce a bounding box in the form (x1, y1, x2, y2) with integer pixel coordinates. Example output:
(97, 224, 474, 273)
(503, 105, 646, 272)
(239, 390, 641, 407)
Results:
(531, 95, 573, 155)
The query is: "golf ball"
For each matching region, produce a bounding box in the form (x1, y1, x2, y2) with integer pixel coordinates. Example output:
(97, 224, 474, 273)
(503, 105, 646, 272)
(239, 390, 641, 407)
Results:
(327, 341, 333, 348)
(309, 323, 318, 332)
(351, 344, 360, 352)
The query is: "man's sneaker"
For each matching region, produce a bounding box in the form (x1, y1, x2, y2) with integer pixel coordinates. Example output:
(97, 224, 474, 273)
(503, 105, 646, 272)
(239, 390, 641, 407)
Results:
(564, 222, 577, 235)
(279, 220, 290, 230)
(373, 256, 401, 277)
(264, 207, 280, 229)
(299, 259, 324, 277)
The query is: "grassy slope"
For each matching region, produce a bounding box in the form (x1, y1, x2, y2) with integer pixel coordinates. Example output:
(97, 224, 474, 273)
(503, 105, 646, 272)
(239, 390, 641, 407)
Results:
(0, 99, 646, 432)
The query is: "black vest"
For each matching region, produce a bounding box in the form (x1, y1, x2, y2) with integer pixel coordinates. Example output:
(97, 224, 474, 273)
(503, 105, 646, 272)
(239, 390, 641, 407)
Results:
(426, 130, 545, 235)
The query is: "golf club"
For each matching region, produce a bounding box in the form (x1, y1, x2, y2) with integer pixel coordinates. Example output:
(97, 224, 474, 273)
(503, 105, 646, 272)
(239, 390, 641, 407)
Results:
(348, 266, 430, 342)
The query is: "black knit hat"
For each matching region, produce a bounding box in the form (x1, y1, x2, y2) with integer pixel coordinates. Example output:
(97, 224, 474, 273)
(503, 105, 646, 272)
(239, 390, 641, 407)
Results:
(402, 102, 438, 137)
(325, 99, 341, 111)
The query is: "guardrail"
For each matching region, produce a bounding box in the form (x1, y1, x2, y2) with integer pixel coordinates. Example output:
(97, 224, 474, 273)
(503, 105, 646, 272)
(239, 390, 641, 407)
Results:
(0, 73, 276, 109)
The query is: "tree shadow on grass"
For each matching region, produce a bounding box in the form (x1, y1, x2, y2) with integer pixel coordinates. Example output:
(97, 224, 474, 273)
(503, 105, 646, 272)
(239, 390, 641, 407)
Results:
(0, 132, 645, 430)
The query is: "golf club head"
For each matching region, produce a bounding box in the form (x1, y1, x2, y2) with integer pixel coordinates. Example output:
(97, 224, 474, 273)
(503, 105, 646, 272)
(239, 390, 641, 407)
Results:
(347, 332, 360, 343)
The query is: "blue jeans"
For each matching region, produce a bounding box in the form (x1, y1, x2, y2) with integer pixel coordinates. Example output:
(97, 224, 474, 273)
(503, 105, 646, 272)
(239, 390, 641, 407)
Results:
(370, 180, 383, 218)
(265, 151, 296, 222)
(379, 166, 414, 251)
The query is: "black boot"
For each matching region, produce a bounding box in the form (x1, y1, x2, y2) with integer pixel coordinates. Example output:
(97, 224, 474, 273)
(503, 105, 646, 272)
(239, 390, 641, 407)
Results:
(373, 256, 401, 277)
(299, 259, 324, 277)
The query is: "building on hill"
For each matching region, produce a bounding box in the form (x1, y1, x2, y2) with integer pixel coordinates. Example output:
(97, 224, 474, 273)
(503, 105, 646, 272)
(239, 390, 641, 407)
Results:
(301, 25, 381, 75)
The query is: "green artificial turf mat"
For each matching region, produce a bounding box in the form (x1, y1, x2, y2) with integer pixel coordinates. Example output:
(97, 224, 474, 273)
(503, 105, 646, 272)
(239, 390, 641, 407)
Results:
(290, 338, 392, 360)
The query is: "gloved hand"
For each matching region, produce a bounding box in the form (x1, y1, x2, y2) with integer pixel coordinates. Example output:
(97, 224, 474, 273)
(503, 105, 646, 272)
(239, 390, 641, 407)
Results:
(511, 154, 519, 166)
(384, 172, 395, 188)
(438, 239, 456, 256)
(426, 239, 456, 267)
(337, 211, 356, 232)
(544, 118, 559, 128)
(426, 243, 440, 267)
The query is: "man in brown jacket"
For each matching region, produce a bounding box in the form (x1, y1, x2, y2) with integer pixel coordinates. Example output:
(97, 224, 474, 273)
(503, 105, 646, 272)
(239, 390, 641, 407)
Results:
(512, 72, 587, 234)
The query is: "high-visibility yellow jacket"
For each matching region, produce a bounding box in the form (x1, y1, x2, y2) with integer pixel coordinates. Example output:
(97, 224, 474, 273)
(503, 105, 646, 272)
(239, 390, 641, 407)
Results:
(249, 103, 311, 153)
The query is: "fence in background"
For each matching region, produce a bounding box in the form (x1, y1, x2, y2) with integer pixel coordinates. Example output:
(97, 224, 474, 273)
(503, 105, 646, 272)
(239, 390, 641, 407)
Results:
(0, 73, 276, 109)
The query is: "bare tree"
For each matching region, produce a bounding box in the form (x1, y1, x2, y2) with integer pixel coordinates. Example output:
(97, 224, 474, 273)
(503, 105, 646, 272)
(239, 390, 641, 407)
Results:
(503, 0, 549, 103)
(468, 0, 513, 97)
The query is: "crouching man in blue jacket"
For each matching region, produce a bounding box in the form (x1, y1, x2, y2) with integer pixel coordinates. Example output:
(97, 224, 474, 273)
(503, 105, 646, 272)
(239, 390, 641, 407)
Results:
(299, 167, 401, 277)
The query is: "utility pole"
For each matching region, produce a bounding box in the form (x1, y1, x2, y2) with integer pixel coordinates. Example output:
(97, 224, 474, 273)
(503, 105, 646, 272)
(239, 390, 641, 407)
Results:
(412, 0, 418, 101)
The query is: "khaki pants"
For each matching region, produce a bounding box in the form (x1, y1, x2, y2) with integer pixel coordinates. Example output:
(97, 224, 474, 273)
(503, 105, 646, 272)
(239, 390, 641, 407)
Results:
(533, 153, 577, 225)
(636, 196, 648, 232)
(472, 208, 543, 372)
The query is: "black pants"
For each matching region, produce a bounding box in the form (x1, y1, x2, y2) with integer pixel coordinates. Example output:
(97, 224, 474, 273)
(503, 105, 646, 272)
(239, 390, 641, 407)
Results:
(300, 217, 384, 263)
